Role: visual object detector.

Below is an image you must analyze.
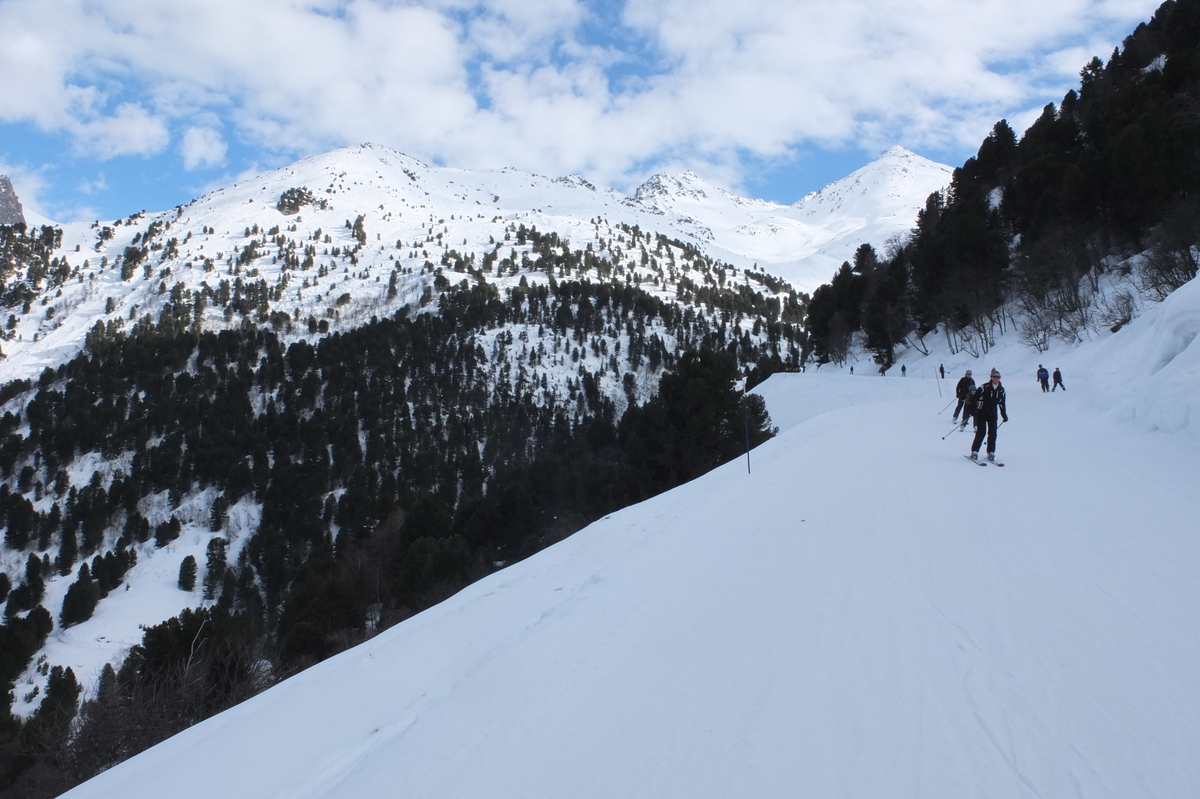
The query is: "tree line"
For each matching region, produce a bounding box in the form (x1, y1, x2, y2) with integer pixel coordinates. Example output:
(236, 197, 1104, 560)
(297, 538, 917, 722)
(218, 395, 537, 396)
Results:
(806, 0, 1200, 365)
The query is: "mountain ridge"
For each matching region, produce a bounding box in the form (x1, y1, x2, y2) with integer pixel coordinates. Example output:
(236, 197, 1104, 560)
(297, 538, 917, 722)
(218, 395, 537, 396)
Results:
(0, 144, 949, 385)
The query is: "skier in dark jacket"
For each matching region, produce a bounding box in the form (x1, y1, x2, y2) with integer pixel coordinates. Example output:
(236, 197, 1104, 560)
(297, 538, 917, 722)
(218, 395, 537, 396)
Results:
(952, 370, 975, 423)
(1036, 365, 1050, 392)
(1052, 368, 1066, 391)
(969, 369, 1008, 462)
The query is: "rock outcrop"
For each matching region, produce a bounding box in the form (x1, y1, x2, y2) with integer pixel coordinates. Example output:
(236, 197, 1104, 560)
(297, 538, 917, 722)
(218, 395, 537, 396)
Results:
(0, 175, 26, 226)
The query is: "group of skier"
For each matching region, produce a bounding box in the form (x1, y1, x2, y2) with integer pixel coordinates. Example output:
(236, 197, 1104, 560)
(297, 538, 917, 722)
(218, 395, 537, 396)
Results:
(949, 364, 1069, 463)
(953, 369, 1008, 462)
(1036, 365, 1066, 392)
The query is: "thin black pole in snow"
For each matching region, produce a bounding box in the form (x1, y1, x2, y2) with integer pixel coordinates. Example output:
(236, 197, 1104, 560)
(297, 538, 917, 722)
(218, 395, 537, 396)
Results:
(743, 392, 752, 474)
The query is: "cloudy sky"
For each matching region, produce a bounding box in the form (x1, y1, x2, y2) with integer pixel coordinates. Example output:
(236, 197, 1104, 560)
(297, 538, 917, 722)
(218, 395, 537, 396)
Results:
(0, 0, 1163, 222)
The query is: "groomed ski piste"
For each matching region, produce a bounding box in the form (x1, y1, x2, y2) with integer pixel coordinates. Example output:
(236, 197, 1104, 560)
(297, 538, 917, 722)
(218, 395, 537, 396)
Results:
(60, 277, 1200, 798)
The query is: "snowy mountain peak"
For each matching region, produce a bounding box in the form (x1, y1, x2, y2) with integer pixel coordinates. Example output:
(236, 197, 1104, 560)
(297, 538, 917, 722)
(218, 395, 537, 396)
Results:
(618, 148, 950, 289)
(785, 148, 952, 273)
(632, 172, 710, 207)
(879, 144, 921, 161)
(794, 147, 951, 214)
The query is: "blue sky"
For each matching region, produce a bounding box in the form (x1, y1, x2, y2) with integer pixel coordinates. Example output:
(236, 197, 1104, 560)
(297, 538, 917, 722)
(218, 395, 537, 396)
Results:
(0, 0, 1163, 223)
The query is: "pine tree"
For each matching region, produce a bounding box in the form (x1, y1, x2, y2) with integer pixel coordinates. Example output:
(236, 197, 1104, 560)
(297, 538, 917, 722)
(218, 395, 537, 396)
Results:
(60, 563, 101, 627)
(24, 553, 44, 605)
(209, 495, 228, 531)
(57, 523, 77, 576)
(154, 516, 181, 548)
(23, 664, 82, 752)
(3, 554, 45, 615)
(178, 555, 197, 591)
(203, 537, 228, 600)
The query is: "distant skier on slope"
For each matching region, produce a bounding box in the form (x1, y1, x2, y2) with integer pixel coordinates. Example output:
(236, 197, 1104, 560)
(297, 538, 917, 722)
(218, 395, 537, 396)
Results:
(1052, 368, 1066, 391)
(952, 370, 975, 424)
(1037, 364, 1050, 392)
(968, 369, 1008, 463)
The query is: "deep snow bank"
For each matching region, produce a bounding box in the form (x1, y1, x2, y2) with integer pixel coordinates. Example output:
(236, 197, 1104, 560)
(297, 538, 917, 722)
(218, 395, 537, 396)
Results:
(1061, 274, 1200, 436)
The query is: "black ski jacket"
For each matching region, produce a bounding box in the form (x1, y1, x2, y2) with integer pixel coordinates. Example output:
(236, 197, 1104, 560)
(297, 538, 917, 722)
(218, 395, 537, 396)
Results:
(955, 376, 975, 399)
(971, 382, 1008, 422)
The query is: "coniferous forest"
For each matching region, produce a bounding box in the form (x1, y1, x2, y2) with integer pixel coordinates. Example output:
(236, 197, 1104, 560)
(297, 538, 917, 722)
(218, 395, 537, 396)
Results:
(805, 0, 1200, 367)
(0, 266, 778, 796)
(3, 0, 1200, 795)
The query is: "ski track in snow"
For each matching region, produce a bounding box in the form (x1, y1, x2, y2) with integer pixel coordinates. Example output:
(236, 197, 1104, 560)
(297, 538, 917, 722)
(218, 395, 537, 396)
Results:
(59, 365, 1200, 799)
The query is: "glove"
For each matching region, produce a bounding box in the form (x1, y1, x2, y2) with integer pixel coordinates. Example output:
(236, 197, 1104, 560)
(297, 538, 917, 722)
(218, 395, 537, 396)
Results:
(1001, 415, 1009, 423)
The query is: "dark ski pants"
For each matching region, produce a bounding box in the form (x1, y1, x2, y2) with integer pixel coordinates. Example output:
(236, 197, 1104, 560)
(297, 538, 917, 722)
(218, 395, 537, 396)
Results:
(1039, 378, 1049, 392)
(1053, 379, 1065, 391)
(971, 415, 999, 455)
(952, 398, 968, 421)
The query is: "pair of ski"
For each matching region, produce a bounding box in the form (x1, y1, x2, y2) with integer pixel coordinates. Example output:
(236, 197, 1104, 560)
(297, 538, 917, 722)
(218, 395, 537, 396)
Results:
(965, 455, 1004, 467)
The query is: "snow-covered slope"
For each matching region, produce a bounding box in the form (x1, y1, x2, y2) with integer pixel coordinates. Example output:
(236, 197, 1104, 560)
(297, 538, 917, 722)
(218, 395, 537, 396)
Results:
(787, 146, 952, 279)
(59, 279, 1200, 799)
(628, 147, 951, 288)
(0, 144, 946, 384)
(1057, 274, 1200, 436)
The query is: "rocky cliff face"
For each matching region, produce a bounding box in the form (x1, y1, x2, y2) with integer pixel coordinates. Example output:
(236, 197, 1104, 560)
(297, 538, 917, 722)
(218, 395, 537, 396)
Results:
(0, 175, 26, 226)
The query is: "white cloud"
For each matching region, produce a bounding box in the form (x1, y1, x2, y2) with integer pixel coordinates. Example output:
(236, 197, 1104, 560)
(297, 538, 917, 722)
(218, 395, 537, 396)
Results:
(0, 0, 1166, 190)
(72, 103, 171, 158)
(77, 174, 108, 194)
(181, 126, 227, 170)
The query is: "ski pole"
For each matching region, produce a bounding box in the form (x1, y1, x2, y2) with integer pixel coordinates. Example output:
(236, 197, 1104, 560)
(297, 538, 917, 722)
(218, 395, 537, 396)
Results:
(939, 398, 955, 415)
(941, 423, 963, 440)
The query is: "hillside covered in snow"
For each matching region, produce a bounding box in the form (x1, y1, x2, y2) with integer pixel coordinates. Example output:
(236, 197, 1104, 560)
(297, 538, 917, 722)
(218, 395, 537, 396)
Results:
(56, 268, 1200, 799)
(0, 144, 947, 385)
(0, 145, 947, 743)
